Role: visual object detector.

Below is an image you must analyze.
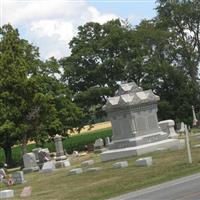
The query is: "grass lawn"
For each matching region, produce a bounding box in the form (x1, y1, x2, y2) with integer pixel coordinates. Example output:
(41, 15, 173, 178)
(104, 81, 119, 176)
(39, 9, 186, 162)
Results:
(1, 134, 200, 200)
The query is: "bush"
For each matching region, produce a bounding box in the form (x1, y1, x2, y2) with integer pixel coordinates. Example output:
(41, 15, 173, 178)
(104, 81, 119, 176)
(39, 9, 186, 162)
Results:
(0, 128, 112, 166)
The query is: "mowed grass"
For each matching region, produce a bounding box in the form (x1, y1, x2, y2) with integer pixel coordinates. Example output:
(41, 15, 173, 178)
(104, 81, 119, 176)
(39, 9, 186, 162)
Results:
(1, 133, 200, 200)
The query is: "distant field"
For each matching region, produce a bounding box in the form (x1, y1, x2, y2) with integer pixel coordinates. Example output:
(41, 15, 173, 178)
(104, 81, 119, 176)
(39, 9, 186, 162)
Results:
(68, 121, 111, 135)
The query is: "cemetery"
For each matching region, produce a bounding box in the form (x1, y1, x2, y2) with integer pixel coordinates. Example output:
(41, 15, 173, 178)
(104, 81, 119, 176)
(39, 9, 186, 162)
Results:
(0, 82, 199, 200)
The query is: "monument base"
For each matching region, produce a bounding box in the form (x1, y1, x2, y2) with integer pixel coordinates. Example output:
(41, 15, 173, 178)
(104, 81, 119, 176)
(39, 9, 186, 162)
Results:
(22, 166, 39, 174)
(55, 155, 67, 161)
(100, 139, 185, 161)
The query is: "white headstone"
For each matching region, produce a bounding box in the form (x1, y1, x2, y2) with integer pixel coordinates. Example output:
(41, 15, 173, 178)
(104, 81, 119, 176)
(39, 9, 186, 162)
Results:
(68, 168, 83, 175)
(0, 190, 14, 199)
(135, 157, 152, 167)
(0, 169, 6, 178)
(40, 161, 55, 173)
(105, 137, 111, 146)
(159, 120, 178, 139)
(94, 138, 104, 149)
(113, 161, 128, 169)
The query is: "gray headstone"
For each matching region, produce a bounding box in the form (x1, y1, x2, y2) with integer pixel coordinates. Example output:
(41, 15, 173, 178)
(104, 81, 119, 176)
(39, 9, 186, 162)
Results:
(135, 157, 152, 167)
(23, 153, 38, 169)
(81, 160, 94, 167)
(113, 161, 128, 169)
(85, 167, 102, 172)
(40, 161, 55, 173)
(32, 148, 42, 161)
(12, 171, 25, 184)
(38, 150, 51, 163)
(55, 160, 70, 168)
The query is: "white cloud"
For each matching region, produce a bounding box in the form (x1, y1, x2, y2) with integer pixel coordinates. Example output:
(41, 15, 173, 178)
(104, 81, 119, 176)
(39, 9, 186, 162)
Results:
(3, 0, 117, 59)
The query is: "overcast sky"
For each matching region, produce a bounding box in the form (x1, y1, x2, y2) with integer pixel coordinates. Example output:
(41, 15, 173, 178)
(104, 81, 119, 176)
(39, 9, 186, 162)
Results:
(1, 0, 157, 60)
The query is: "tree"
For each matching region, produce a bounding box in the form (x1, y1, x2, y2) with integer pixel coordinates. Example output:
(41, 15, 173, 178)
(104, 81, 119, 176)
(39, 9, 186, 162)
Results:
(154, 0, 200, 123)
(60, 19, 142, 124)
(0, 25, 83, 166)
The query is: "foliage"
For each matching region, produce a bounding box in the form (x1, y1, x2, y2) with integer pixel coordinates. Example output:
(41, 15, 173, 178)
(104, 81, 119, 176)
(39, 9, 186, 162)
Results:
(0, 24, 83, 166)
(61, 4, 200, 125)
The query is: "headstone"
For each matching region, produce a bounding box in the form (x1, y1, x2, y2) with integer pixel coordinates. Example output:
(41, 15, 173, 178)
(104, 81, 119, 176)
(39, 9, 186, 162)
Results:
(178, 122, 185, 133)
(94, 138, 105, 153)
(100, 82, 185, 161)
(135, 157, 152, 167)
(20, 186, 32, 198)
(159, 120, 178, 139)
(68, 168, 83, 175)
(32, 148, 42, 161)
(105, 137, 111, 147)
(40, 161, 55, 173)
(86, 143, 94, 152)
(12, 171, 25, 184)
(55, 160, 70, 169)
(94, 138, 104, 149)
(0, 169, 6, 178)
(72, 151, 79, 157)
(54, 134, 67, 161)
(81, 160, 94, 167)
(85, 167, 102, 172)
(0, 190, 14, 199)
(23, 153, 39, 173)
(38, 149, 51, 163)
(113, 161, 128, 169)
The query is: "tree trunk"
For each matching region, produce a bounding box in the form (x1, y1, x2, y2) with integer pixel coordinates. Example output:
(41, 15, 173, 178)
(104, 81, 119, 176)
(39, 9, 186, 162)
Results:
(21, 134, 27, 155)
(3, 144, 13, 167)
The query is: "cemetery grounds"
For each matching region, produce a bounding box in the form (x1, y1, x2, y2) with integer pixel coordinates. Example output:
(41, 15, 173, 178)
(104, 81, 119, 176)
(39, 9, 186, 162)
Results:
(1, 128, 200, 200)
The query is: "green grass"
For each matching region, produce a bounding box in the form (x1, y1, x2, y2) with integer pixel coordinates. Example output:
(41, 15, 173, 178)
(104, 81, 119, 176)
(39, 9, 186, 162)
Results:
(1, 135, 200, 200)
(0, 128, 112, 166)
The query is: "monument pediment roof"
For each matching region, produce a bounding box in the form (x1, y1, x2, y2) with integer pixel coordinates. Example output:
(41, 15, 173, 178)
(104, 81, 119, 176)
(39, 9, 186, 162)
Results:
(104, 82, 160, 111)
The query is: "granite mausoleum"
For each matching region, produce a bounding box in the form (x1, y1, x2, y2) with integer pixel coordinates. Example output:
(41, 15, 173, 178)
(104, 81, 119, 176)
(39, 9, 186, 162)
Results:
(100, 82, 184, 161)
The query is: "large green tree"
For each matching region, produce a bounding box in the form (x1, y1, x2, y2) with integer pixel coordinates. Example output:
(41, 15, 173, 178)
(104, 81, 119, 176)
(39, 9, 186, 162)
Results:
(0, 24, 82, 166)
(60, 19, 142, 124)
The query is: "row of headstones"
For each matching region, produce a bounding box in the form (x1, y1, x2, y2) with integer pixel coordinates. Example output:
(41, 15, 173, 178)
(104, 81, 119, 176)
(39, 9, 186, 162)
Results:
(68, 157, 152, 175)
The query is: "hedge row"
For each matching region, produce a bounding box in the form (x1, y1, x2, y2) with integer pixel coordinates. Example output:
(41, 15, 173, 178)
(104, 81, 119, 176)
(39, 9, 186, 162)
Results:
(0, 128, 112, 166)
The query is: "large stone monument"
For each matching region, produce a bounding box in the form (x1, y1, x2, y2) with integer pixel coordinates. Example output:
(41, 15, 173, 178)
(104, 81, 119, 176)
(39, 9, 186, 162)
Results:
(100, 82, 184, 161)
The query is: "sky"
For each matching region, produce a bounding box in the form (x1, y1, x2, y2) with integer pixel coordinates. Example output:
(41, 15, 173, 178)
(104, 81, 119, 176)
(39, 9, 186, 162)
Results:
(1, 0, 157, 60)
